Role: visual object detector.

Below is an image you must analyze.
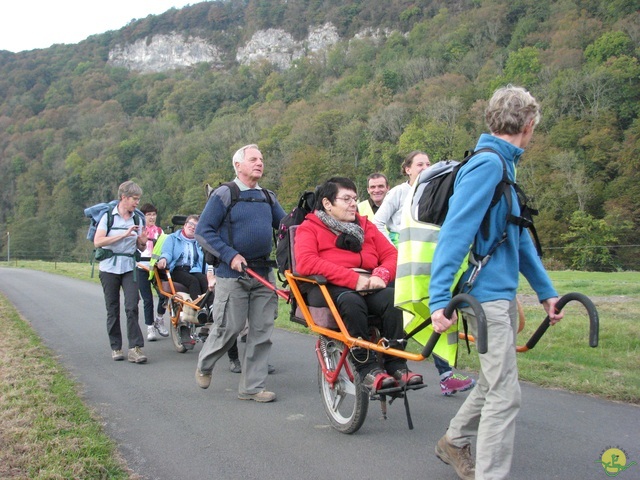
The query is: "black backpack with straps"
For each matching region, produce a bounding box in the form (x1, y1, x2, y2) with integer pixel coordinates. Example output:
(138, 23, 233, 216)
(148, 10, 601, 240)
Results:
(275, 190, 316, 278)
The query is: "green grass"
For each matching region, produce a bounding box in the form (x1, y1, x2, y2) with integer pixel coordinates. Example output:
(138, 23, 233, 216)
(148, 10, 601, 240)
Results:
(0, 293, 135, 479)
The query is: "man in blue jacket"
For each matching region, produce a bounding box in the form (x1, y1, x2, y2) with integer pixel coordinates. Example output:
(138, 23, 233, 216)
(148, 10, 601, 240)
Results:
(429, 85, 564, 480)
(195, 144, 286, 403)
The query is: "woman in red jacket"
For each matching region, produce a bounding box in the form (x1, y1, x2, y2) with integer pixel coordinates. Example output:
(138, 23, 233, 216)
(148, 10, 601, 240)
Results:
(294, 177, 422, 392)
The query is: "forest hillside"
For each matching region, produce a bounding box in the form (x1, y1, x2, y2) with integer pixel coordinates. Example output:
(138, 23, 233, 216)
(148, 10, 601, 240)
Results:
(0, 0, 638, 270)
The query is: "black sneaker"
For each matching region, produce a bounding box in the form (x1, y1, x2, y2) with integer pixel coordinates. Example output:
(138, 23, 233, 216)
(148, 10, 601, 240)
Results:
(197, 308, 209, 324)
(229, 358, 241, 373)
(179, 325, 194, 350)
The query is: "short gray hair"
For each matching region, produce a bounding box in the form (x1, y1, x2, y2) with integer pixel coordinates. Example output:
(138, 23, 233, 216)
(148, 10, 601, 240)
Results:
(485, 85, 541, 135)
(232, 144, 259, 174)
(118, 180, 142, 199)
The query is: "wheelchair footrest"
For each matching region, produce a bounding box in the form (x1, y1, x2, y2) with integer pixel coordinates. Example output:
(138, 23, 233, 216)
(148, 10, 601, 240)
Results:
(369, 382, 427, 399)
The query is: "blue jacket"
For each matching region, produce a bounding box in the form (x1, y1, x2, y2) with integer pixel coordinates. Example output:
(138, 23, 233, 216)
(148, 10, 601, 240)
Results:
(429, 133, 557, 312)
(196, 180, 286, 279)
(161, 230, 206, 274)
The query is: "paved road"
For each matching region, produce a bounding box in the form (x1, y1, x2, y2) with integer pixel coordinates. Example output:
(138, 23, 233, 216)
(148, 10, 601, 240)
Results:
(0, 268, 638, 480)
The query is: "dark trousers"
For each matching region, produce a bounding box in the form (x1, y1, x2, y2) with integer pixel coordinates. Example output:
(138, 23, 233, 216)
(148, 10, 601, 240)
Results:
(99, 270, 144, 350)
(307, 285, 406, 375)
(137, 267, 166, 326)
(171, 269, 211, 307)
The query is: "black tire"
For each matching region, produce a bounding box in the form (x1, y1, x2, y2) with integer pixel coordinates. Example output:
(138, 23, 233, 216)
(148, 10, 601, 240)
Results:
(170, 321, 187, 353)
(317, 337, 368, 434)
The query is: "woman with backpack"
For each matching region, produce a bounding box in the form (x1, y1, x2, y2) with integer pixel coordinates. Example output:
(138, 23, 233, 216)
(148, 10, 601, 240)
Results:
(94, 181, 149, 364)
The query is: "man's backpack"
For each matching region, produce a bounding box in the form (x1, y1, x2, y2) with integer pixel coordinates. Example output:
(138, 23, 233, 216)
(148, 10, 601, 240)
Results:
(275, 191, 316, 278)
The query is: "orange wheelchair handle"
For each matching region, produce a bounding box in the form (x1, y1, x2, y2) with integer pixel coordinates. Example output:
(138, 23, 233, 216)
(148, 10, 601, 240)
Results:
(421, 293, 487, 358)
(524, 292, 599, 351)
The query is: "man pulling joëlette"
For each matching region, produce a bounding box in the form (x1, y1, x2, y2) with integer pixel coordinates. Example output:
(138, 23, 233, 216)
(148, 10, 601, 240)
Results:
(194, 144, 286, 403)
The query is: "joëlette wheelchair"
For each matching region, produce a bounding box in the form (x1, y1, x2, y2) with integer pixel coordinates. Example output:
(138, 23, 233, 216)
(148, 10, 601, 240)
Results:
(248, 224, 488, 434)
(149, 215, 212, 353)
(247, 225, 600, 435)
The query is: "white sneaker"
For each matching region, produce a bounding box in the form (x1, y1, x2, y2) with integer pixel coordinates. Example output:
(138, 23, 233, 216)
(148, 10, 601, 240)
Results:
(154, 315, 169, 337)
(147, 325, 158, 341)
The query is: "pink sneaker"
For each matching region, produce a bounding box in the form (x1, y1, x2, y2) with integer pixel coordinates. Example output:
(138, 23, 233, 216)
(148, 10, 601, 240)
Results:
(440, 373, 475, 396)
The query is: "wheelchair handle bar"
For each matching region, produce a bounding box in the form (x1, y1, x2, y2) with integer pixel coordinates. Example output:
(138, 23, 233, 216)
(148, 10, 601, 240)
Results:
(524, 292, 599, 351)
(243, 266, 291, 302)
(421, 293, 487, 358)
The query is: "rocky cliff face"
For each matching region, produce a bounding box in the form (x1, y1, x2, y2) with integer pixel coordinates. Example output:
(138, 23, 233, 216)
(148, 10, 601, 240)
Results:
(108, 23, 386, 73)
(108, 33, 225, 73)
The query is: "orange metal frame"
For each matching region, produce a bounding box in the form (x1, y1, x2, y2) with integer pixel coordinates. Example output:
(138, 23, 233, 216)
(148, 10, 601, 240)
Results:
(285, 271, 428, 363)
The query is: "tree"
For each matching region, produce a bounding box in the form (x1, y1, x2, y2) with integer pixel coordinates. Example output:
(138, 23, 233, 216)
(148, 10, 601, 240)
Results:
(560, 210, 620, 271)
(584, 31, 633, 64)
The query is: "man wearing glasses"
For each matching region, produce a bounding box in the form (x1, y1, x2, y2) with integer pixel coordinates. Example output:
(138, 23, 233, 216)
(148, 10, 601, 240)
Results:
(195, 144, 286, 403)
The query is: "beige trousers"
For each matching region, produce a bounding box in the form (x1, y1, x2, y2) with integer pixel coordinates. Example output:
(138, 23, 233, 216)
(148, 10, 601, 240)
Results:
(447, 299, 521, 480)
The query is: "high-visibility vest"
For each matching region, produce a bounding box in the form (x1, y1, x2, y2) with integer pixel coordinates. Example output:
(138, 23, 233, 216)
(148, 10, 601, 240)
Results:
(394, 178, 467, 366)
(148, 233, 168, 279)
(357, 199, 376, 221)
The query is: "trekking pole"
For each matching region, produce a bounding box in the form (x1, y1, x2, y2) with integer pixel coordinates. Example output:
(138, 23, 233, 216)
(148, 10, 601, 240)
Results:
(421, 293, 487, 358)
(518, 292, 599, 352)
(244, 266, 291, 302)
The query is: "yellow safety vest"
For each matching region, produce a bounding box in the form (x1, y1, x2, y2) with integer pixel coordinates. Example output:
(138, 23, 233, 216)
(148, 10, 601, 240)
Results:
(357, 199, 376, 221)
(394, 180, 467, 366)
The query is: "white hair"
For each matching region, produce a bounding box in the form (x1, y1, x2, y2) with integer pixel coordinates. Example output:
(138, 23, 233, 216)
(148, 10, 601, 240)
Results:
(232, 144, 259, 174)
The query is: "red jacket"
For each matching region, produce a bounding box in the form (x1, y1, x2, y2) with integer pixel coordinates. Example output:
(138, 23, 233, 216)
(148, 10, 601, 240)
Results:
(294, 212, 398, 290)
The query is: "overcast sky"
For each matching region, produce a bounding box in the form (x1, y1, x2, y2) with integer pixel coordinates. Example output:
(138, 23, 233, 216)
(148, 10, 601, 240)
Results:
(1, 1, 204, 53)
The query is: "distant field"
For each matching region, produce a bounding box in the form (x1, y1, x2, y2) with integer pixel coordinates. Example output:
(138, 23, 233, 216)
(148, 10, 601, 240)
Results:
(1, 261, 639, 403)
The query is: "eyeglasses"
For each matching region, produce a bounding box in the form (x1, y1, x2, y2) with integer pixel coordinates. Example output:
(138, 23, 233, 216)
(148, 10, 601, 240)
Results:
(335, 195, 358, 204)
(185, 221, 198, 228)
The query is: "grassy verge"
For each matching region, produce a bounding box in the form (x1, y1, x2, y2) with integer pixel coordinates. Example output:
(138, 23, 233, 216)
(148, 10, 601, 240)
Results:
(0, 293, 135, 479)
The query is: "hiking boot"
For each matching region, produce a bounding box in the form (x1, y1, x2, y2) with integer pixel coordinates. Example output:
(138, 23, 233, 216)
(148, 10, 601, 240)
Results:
(362, 368, 398, 392)
(238, 390, 276, 403)
(128, 347, 147, 364)
(147, 325, 158, 342)
(229, 359, 242, 373)
(154, 315, 169, 337)
(393, 368, 424, 387)
(435, 435, 475, 480)
(268, 364, 275, 375)
(195, 368, 212, 389)
(112, 349, 124, 361)
(440, 373, 476, 396)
